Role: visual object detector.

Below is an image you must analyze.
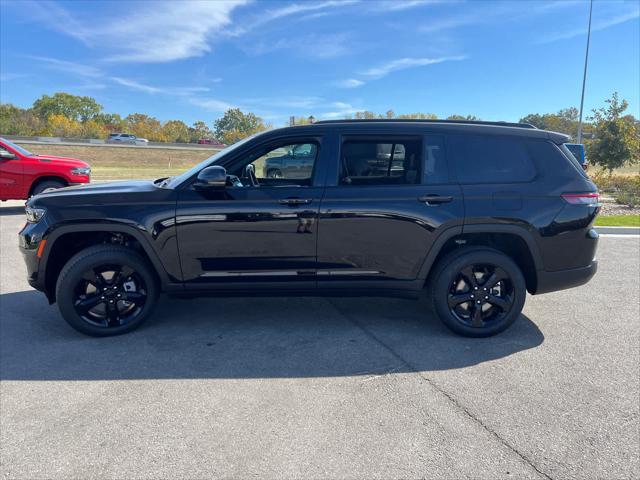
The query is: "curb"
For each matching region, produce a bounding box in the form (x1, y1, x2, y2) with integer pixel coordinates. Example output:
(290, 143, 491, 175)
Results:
(596, 226, 640, 235)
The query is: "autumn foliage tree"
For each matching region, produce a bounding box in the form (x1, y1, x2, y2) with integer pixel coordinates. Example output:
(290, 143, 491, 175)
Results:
(214, 108, 268, 144)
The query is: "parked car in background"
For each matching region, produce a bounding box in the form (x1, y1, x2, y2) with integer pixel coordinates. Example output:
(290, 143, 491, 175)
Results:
(20, 120, 599, 337)
(565, 143, 588, 170)
(198, 138, 226, 147)
(107, 133, 149, 145)
(263, 143, 317, 178)
(0, 137, 90, 200)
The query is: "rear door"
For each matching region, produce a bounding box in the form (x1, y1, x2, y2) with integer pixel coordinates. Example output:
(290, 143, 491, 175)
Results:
(316, 132, 463, 290)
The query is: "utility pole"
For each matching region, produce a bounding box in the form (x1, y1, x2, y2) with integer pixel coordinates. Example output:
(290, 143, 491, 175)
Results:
(576, 0, 593, 144)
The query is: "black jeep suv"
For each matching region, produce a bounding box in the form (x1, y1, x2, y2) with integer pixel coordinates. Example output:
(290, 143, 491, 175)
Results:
(19, 120, 599, 337)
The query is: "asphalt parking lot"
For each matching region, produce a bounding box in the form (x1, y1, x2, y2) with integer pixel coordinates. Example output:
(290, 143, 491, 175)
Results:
(1, 204, 638, 479)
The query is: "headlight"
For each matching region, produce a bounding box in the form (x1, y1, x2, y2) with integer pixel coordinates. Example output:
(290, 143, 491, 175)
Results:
(25, 206, 46, 223)
(71, 167, 91, 176)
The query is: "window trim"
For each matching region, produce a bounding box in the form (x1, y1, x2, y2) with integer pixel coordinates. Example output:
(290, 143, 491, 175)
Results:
(449, 133, 538, 185)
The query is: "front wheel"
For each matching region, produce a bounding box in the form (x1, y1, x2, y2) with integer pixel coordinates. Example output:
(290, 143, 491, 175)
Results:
(56, 245, 159, 336)
(429, 247, 526, 337)
(31, 179, 66, 196)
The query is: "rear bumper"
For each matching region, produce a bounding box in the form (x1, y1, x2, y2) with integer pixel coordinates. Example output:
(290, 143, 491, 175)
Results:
(534, 261, 598, 295)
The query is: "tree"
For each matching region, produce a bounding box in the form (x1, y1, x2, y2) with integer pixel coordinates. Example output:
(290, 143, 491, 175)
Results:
(396, 112, 438, 119)
(45, 114, 81, 137)
(95, 113, 125, 133)
(354, 111, 377, 119)
(189, 121, 213, 142)
(587, 92, 639, 173)
(161, 120, 190, 143)
(79, 119, 108, 139)
(447, 114, 479, 121)
(32, 93, 102, 122)
(0, 104, 45, 136)
(124, 113, 166, 142)
(519, 108, 586, 136)
(214, 108, 267, 144)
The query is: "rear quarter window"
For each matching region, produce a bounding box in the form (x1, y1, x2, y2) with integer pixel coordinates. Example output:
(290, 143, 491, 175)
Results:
(451, 134, 536, 184)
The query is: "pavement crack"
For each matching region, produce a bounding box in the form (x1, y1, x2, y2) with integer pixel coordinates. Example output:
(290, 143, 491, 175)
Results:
(328, 299, 554, 480)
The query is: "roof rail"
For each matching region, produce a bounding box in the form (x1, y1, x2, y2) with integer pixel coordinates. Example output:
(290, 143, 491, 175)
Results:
(314, 119, 537, 129)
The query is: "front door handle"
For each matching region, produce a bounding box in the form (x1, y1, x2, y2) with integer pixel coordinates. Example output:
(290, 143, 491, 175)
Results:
(278, 198, 313, 206)
(418, 195, 453, 205)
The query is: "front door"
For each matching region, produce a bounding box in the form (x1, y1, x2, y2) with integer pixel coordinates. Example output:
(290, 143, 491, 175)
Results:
(317, 133, 464, 290)
(176, 137, 325, 291)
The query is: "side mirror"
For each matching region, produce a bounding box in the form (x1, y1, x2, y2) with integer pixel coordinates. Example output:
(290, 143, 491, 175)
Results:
(194, 165, 227, 190)
(0, 150, 16, 160)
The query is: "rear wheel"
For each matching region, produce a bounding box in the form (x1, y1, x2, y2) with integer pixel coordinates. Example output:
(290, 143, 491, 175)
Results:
(267, 168, 283, 179)
(429, 247, 526, 337)
(31, 179, 66, 196)
(56, 245, 158, 336)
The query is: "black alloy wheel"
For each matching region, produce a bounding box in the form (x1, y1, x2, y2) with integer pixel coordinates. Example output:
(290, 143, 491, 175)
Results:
(73, 264, 147, 328)
(447, 263, 514, 328)
(430, 247, 526, 337)
(56, 245, 158, 336)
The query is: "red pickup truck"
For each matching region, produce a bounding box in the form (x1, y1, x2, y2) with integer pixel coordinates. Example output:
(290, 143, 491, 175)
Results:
(0, 138, 91, 201)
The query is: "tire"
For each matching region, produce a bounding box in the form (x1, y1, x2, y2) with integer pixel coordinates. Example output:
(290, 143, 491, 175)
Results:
(267, 169, 283, 179)
(428, 247, 526, 337)
(55, 245, 159, 337)
(31, 179, 66, 196)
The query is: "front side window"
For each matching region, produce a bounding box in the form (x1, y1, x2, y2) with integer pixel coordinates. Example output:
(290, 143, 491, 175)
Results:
(340, 137, 422, 186)
(451, 134, 536, 184)
(230, 141, 318, 186)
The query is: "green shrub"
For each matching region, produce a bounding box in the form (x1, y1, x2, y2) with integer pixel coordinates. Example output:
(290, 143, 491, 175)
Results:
(591, 172, 640, 207)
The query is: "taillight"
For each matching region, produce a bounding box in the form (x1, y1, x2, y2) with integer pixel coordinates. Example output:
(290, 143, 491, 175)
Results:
(561, 192, 599, 206)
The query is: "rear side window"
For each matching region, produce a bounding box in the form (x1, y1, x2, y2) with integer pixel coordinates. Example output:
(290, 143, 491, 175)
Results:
(340, 137, 422, 186)
(423, 135, 448, 184)
(451, 135, 536, 184)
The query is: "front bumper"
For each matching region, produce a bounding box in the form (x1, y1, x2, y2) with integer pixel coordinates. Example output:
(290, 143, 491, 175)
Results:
(18, 220, 48, 294)
(534, 260, 598, 295)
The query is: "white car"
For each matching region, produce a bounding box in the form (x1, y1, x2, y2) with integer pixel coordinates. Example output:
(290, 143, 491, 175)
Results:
(107, 133, 149, 145)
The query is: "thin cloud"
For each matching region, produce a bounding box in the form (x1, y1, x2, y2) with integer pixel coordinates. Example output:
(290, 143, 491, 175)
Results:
(242, 33, 353, 59)
(27, 56, 102, 78)
(230, 0, 358, 36)
(111, 77, 210, 96)
(369, 0, 449, 12)
(0, 73, 29, 82)
(535, 7, 640, 44)
(335, 56, 466, 89)
(361, 56, 467, 79)
(336, 79, 365, 88)
(190, 97, 235, 113)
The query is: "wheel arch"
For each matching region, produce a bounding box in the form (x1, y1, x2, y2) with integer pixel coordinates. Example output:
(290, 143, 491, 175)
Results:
(28, 175, 69, 196)
(419, 224, 543, 294)
(40, 223, 172, 302)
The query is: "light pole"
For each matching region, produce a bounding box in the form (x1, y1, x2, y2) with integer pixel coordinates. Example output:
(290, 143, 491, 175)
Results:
(576, 0, 593, 144)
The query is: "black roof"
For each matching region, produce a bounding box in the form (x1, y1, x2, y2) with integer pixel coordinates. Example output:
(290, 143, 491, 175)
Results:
(269, 119, 569, 144)
(315, 119, 537, 129)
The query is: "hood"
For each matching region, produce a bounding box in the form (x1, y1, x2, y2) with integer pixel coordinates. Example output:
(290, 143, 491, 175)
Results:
(27, 179, 161, 207)
(31, 154, 90, 168)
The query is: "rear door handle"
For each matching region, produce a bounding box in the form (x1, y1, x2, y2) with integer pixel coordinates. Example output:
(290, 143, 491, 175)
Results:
(418, 195, 453, 205)
(278, 198, 313, 206)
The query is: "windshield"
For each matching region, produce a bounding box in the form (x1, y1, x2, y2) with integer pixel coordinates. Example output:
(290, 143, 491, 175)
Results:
(165, 132, 263, 188)
(0, 137, 32, 157)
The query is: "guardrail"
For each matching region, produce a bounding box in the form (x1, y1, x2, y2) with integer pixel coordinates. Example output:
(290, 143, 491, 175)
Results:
(2, 135, 224, 151)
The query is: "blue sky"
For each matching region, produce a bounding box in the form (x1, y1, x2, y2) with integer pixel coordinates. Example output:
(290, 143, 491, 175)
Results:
(1, 0, 638, 126)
